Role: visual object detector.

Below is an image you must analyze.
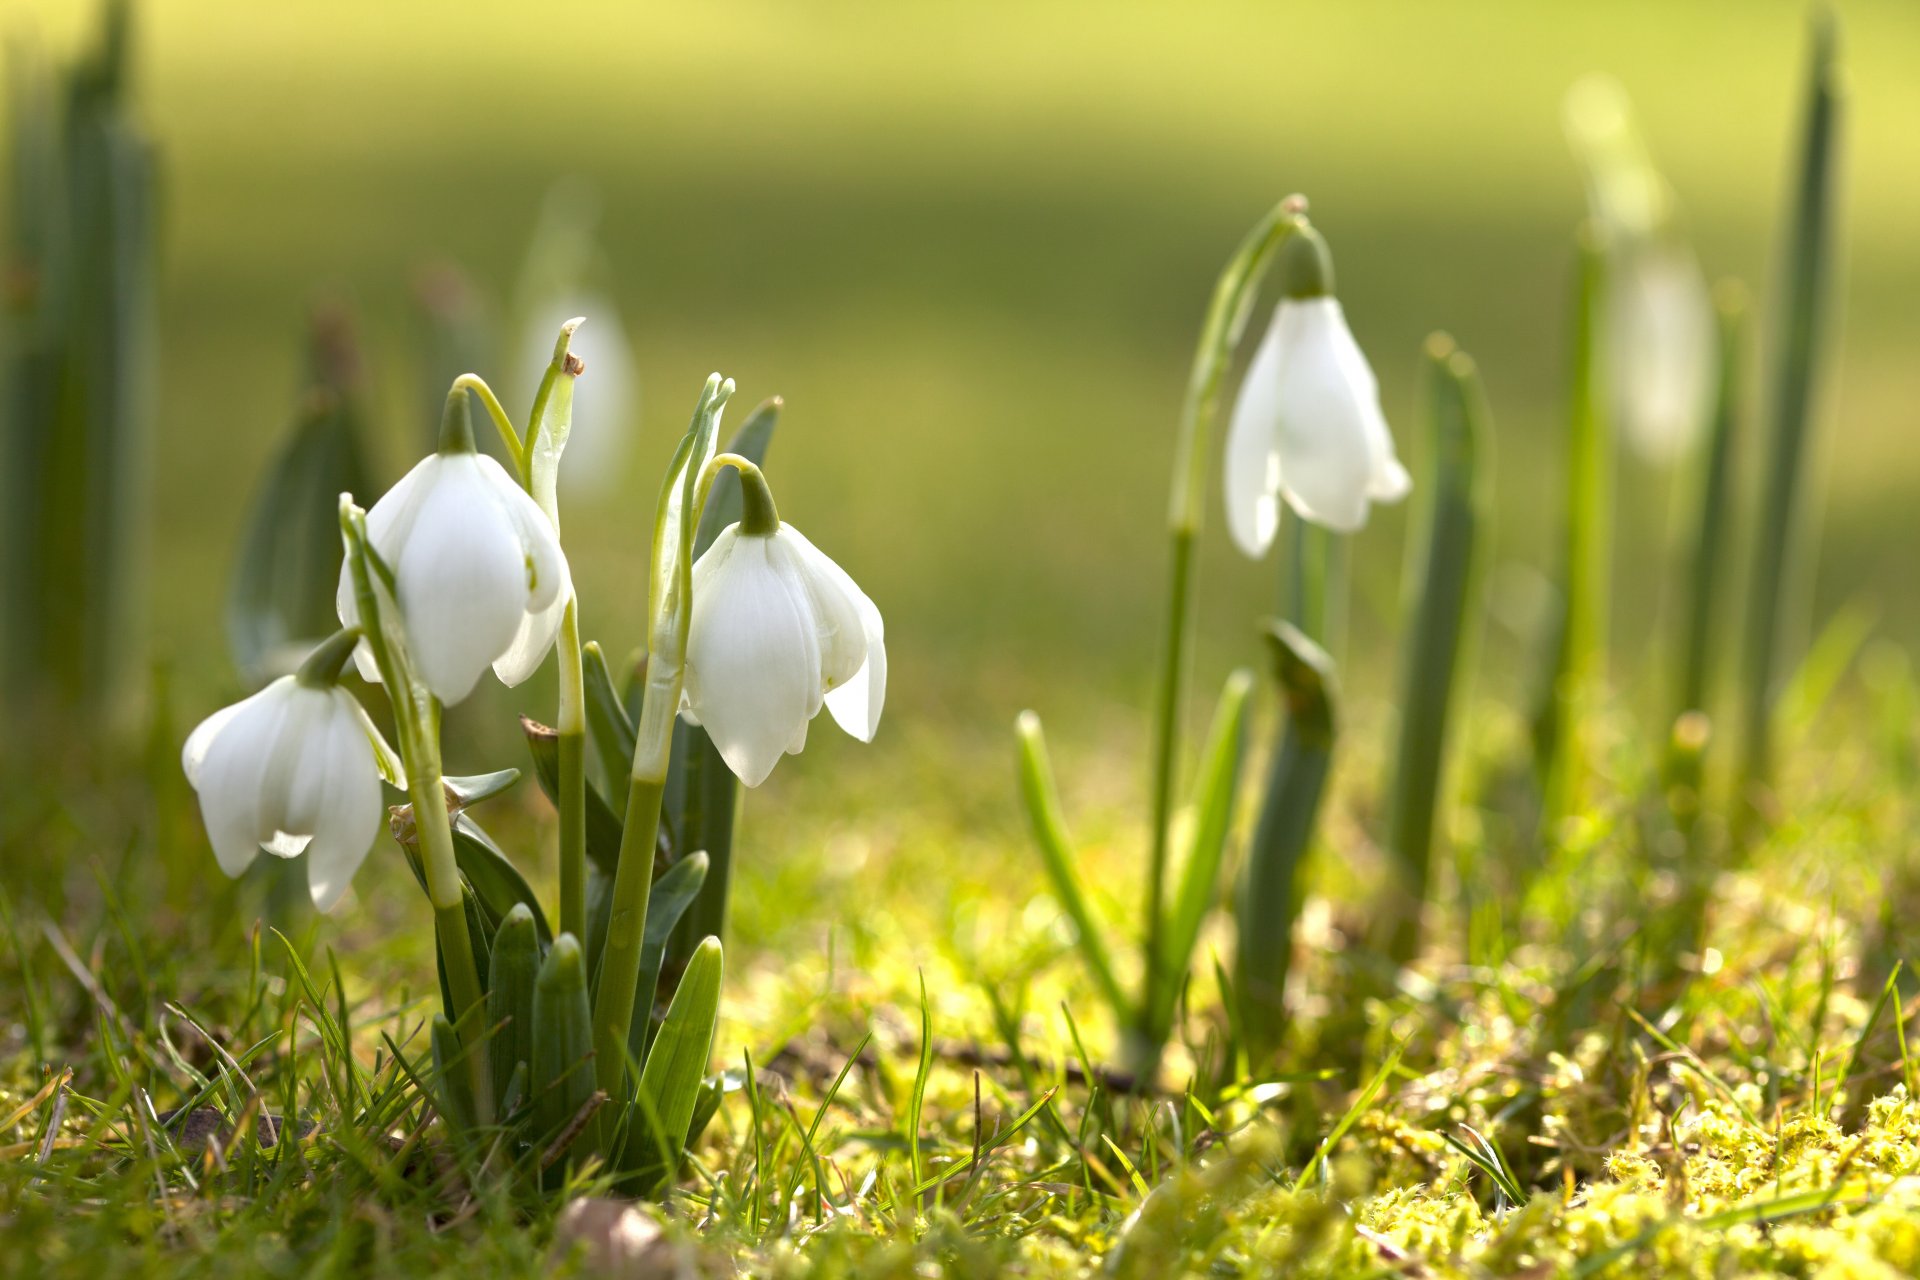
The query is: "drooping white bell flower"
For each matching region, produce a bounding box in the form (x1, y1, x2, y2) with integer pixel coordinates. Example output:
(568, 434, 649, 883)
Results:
(181, 635, 405, 912)
(1224, 225, 1410, 552)
(682, 504, 885, 787)
(335, 397, 571, 705)
(1610, 240, 1715, 463)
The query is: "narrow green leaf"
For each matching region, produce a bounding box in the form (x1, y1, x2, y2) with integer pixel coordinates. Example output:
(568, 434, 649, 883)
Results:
(1380, 337, 1490, 964)
(1534, 226, 1610, 831)
(1673, 285, 1747, 722)
(1739, 13, 1842, 809)
(626, 936, 723, 1190)
(1149, 669, 1254, 1045)
(487, 904, 542, 1110)
(451, 815, 552, 943)
(630, 852, 709, 1064)
(582, 640, 638, 795)
(1013, 712, 1130, 1025)
(1236, 623, 1337, 1066)
(531, 934, 595, 1165)
(431, 1014, 478, 1135)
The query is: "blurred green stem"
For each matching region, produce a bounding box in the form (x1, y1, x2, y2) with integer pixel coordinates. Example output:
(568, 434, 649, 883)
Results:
(1147, 198, 1304, 1041)
(1673, 285, 1747, 725)
(557, 603, 587, 941)
(1537, 226, 1610, 832)
(1738, 17, 1840, 822)
(1380, 338, 1488, 965)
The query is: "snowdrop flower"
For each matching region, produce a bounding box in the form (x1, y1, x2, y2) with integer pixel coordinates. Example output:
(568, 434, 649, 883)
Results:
(1611, 240, 1715, 463)
(1224, 224, 1410, 551)
(181, 630, 403, 912)
(681, 464, 885, 786)
(336, 392, 571, 705)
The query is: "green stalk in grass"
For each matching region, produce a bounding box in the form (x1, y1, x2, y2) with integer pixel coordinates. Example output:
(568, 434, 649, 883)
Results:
(1738, 14, 1841, 821)
(1533, 225, 1610, 834)
(1236, 622, 1336, 1066)
(1379, 336, 1489, 966)
(1143, 196, 1307, 1057)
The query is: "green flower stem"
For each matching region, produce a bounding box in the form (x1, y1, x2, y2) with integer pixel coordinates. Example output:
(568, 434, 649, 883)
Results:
(339, 500, 493, 1125)
(450, 372, 526, 478)
(592, 773, 666, 1104)
(1145, 198, 1305, 1047)
(557, 600, 587, 941)
(696, 453, 780, 536)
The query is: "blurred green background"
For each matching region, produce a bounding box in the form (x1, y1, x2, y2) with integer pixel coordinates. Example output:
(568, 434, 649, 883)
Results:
(8, 0, 1919, 772)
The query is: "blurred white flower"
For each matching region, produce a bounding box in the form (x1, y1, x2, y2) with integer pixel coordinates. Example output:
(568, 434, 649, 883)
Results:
(682, 523, 885, 786)
(182, 676, 403, 912)
(1225, 296, 1411, 549)
(336, 450, 571, 704)
(1611, 241, 1716, 462)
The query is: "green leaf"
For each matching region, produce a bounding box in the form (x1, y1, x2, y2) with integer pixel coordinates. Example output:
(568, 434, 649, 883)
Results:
(487, 904, 542, 1111)
(226, 315, 375, 685)
(431, 1013, 478, 1135)
(582, 640, 637, 797)
(1149, 669, 1253, 1045)
(1738, 12, 1841, 804)
(451, 815, 551, 943)
(693, 396, 781, 554)
(631, 852, 709, 1065)
(523, 715, 626, 875)
(444, 769, 522, 808)
(1237, 623, 1337, 1066)
(1380, 338, 1490, 964)
(531, 935, 595, 1166)
(625, 936, 723, 1190)
(1012, 712, 1129, 1025)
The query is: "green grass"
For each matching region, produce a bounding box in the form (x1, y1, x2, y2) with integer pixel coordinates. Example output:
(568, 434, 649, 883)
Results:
(5, 674, 1920, 1276)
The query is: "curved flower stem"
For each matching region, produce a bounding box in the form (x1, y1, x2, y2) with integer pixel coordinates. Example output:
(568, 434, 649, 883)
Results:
(1141, 199, 1303, 1069)
(450, 373, 526, 478)
(695, 453, 780, 536)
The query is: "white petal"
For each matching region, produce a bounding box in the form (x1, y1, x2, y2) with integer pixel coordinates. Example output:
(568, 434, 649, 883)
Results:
(683, 530, 820, 787)
(339, 456, 436, 685)
(772, 527, 868, 695)
(489, 462, 574, 687)
(1270, 298, 1380, 533)
(781, 529, 888, 743)
(393, 455, 538, 704)
(187, 680, 297, 878)
(1224, 314, 1287, 557)
(1320, 313, 1412, 504)
(303, 696, 383, 912)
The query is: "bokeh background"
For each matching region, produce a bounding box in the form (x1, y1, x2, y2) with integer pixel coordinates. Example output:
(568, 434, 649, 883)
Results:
(7, 0, 1918, 797)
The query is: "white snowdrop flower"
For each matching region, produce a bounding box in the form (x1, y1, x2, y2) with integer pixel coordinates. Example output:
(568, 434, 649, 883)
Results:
(181, 633, 404, 912)
(681, 482, 885, 786)
(1611, 240, 1716, 463)
(336, 396, 571, 705)
(1224, 224, 1410, 551)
